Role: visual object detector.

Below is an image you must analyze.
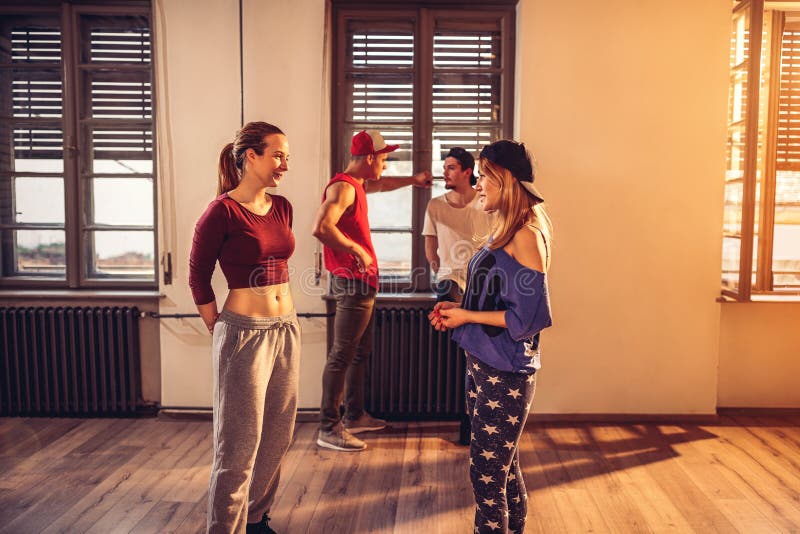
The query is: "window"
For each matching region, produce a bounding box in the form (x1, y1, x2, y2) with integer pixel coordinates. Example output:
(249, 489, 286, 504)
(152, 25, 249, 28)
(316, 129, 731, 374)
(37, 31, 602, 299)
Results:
(332, 1, 516, 291)
(0, 1, 156, 289)
(723, 0, 800, 300)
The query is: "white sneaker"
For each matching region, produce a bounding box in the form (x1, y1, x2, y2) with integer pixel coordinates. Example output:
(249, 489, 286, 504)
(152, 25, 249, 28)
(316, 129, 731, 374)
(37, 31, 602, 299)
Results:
(317, 426, 367, 451)
(343, 412, 387, 434)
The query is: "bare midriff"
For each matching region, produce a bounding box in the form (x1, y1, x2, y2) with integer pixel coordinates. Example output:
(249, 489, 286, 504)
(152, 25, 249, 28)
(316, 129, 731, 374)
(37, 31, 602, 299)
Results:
(223, 282, 294, 317)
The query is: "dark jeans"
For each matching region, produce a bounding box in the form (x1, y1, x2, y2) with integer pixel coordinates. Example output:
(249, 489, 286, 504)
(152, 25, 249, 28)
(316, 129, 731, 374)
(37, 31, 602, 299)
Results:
(320, 275, 377, 431)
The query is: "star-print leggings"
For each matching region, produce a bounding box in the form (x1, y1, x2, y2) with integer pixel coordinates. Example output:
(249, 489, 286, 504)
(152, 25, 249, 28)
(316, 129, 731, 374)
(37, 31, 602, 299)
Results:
(466, 352, 537, 534)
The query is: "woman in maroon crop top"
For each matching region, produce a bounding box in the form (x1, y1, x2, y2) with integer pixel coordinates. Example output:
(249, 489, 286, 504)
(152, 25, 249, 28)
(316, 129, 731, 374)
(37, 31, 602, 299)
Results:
(189, 122, 299, 534)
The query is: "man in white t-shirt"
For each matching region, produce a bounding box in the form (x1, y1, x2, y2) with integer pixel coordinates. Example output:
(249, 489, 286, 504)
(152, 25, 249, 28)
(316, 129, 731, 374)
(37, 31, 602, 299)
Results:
(423, 147, 492, 303)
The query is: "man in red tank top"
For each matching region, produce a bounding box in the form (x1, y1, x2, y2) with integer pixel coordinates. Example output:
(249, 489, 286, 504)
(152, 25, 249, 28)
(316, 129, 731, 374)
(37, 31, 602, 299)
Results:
(312, 130, 432, 451)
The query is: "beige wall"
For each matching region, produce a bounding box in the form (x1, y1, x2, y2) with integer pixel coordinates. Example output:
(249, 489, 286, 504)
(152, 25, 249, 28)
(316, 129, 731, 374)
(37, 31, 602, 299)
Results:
(515, 0, 730, 413)
(718, 302, 800, 408)
(154, 0, 797, 413)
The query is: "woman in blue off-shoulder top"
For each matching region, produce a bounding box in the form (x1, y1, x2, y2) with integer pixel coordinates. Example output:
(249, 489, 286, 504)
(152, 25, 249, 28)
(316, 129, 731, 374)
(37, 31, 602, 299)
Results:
(429, 139, 553, 534)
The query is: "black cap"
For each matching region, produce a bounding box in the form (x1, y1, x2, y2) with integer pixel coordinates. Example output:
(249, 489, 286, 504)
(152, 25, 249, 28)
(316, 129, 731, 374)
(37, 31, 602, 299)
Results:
(480, 140, 544, 202)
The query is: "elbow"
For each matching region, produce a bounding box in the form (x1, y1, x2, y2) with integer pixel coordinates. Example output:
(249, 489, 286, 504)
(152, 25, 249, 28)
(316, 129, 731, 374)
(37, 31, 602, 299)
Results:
(312, 222, 329, 241)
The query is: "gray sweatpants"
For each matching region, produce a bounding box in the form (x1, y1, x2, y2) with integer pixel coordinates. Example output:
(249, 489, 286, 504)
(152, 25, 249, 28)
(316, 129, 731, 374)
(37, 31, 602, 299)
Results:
(207, 309, 300, 534)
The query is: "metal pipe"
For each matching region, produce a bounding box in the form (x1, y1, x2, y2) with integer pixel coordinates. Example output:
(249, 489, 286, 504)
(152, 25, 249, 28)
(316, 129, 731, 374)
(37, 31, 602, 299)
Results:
(142, 311, 333, 319)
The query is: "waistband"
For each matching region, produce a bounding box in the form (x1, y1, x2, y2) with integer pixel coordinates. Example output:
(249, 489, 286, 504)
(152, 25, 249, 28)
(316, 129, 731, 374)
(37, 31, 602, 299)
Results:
(218, 309, 297, 330)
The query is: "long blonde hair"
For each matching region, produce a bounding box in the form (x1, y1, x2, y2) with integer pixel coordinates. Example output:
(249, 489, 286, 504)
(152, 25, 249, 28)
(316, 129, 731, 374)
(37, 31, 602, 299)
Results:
(480, 159, 553, 269)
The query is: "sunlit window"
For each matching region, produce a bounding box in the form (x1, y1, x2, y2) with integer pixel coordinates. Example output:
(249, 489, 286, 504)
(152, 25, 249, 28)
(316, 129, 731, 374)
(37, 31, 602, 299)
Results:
(333, 4, 516, 290)
(723, 0, 800, 299)
(0, 3, 156, 289)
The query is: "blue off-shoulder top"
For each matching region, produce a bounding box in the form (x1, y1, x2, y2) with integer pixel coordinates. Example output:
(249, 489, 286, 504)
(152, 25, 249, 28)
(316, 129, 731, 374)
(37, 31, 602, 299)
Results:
(452, 244, 552, 373)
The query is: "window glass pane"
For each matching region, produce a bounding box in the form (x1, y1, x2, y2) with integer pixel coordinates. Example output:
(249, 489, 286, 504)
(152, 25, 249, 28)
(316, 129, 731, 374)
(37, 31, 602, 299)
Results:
(90, 127, 153, 173)
(729, 70, 748, 126)
(14, 176, 64, 224)
(80, 15, 151, 64)
(367, 188, 412, 229)
(346, 74, 412, 123)
(731, 6, 749, 67)
(0, 68, 62, 119)
(372, 232, 412, 278)
(86, 70, 151, 119)
(383, 130, 413, 177)
(0, 16, 61, 64)
(92, 157, 152, 174)
(721, 5, 751, 294)
(773, 171, 800, 289)
(726, 127, 746, 177)
(432, 128, 494, 177)
(434, 31, 500, 69)
(0, 122, 64, 174)
(0, 125, 63, 173)
(347, 23, 414, 68)
(14, 127, 63, 163)
(89, 230, 154, 279)
(722, 236, 741, 291)
(11, 229, 65, 277)
(433, 74, 500, 123)
(723, 180, 743, 234)
(91, 177, 153, 226)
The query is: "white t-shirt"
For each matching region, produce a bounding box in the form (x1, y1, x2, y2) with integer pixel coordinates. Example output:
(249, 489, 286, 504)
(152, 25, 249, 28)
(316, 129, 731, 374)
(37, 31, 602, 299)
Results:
(422, 192, 492, 289)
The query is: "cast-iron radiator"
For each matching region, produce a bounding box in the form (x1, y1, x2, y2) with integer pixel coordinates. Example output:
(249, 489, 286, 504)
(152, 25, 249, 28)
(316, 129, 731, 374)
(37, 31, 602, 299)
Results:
(0, 306, 142, 417)
(366, 307, 466, 419)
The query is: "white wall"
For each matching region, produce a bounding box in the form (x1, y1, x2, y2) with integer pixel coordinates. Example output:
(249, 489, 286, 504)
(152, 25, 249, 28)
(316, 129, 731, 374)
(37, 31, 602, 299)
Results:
(155, 0, 241, 408)
(241, 0, 330, 410)
(155, 0, 328, 409)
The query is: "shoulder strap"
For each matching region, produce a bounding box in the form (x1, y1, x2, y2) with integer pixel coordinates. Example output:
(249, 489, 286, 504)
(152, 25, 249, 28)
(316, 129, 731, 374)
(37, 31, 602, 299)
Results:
(525, 223, 550, 269)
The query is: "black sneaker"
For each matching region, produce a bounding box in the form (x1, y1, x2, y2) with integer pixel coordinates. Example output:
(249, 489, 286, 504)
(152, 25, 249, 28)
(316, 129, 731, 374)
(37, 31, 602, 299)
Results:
(246, 513, 277, 534)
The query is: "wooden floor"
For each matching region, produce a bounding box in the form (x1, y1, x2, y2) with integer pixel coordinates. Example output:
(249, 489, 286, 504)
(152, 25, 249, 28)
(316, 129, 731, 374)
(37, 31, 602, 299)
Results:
(0, 416, 798, 533)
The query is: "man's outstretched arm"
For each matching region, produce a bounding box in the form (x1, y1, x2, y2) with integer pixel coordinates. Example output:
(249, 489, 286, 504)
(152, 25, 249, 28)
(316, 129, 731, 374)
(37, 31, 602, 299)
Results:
(365, 170, 433, 193)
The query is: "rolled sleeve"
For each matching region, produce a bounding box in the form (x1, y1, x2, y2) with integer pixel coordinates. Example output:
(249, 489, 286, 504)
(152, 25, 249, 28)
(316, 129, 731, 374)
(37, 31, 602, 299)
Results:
(501, 268, 552, 341)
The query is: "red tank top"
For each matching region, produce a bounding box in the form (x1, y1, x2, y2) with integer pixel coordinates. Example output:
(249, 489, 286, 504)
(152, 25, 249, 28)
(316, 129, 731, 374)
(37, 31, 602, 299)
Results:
(322, 173, 379, 288)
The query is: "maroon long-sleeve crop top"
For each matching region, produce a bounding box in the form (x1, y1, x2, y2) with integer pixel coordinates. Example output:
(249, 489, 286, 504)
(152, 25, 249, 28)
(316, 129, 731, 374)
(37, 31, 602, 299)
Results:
(189, 193, 295, 305)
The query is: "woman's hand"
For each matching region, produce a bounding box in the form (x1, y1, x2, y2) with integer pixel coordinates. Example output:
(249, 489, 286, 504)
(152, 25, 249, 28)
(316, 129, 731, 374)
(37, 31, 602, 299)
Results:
(205, 313, 219, 334)
(197, 302, 219, 335)
(428, 301, 461, 331)
(438, 306, 470, 329)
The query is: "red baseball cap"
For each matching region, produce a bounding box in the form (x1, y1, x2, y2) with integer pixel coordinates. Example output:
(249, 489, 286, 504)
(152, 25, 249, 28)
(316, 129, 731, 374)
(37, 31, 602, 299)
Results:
(350, 130, 399, 156)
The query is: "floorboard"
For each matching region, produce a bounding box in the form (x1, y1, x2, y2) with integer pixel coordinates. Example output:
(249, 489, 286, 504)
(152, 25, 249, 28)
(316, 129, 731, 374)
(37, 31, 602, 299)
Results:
(0, 416, 798, 533)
